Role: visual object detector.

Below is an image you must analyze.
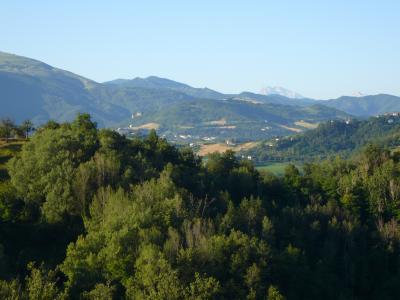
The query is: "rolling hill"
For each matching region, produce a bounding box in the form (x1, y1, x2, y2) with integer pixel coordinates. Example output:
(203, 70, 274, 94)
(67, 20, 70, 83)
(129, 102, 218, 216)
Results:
(0, 51, 125, 126)
(0, 51, 351, 141)
(104, 76, 225, 100)
(324, 94, 400, 117)
(244, 114, 400, 163)
(2, 50, 399, 143)
(129, 98, 349, 141)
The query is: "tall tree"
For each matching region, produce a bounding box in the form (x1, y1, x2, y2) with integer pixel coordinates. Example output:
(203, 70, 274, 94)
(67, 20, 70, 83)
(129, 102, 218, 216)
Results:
(20, 120, 34, 139)
(0, 118, 15, 142)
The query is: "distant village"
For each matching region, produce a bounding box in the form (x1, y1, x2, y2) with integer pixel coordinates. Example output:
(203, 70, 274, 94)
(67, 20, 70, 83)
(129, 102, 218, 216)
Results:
(115, 111, 400, 156)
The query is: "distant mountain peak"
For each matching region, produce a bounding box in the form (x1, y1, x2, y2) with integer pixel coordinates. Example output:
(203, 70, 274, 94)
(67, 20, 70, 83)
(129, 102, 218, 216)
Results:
(104, 76, 192, 89)
(103, 75, 224, 100)
(259, 86, 304, 99)
(350, 91, 368, 97)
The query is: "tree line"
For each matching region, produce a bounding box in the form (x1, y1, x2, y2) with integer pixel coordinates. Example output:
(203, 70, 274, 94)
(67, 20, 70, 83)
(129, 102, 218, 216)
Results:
(247, 116, 400, 164)
(0, 118, 34, 141)
(0, 113, 399, 299)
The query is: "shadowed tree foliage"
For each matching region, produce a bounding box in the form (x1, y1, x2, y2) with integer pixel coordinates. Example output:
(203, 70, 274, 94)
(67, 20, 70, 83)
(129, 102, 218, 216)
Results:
(0, 114, 400, 299)
(0, 118, 16, 142)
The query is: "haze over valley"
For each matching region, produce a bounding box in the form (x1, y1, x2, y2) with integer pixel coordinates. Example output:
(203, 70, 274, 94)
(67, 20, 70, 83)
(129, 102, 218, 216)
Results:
(2, 51, 400, 151)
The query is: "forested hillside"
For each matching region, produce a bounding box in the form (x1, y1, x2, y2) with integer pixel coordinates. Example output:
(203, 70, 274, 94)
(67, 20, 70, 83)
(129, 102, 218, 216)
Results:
(0, 114, 400, 299)
(324, 94, 400, 117)
(246, 114, 400, 164)
(132, 100, 349, 142)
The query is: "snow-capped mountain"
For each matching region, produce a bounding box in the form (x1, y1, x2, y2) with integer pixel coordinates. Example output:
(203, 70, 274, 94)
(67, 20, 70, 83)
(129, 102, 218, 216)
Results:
(259, 86, 304, 99)
(351, 91, 368, 97)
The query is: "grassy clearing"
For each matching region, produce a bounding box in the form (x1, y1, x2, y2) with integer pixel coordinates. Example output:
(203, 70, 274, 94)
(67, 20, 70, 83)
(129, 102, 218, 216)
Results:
(294, 120, 319, 129)
(207, 118, 227, 126)
(130, 122, 160, 130)
(278, 124, 303, 133)
(234, 142, 258, 151)
(198, 143, 231, 156)
(256, 162, 301, 176)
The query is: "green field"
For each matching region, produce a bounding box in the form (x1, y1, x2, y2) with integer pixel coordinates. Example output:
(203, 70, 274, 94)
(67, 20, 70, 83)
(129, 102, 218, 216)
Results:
(256, 162, 301, 176)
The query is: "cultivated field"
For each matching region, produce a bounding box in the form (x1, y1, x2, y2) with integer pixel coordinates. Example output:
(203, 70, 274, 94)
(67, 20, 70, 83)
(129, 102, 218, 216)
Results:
(130, 122, 160, 130)
(294, 120, 319, 129)
(198, 141, 258, 156)
(278, 124, 303, 133)
(256, 162, 302, 176)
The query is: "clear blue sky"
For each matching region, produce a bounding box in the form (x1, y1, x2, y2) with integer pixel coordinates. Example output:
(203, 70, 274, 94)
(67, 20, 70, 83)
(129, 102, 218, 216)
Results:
(2, 0, 399, 99)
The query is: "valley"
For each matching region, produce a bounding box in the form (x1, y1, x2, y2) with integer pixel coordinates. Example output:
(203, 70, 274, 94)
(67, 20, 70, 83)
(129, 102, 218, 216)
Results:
(2, 1, 400, 298)
(242, 112, 400, 165)
(2, 51, 400, 151)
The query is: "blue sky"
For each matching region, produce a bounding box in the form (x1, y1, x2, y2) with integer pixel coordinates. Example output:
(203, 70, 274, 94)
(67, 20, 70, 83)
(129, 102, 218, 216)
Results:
(1, 0, 399, 99)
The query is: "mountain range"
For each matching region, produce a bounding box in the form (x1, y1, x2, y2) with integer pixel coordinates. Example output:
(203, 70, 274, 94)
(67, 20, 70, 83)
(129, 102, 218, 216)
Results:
(1, 51, 400, 142)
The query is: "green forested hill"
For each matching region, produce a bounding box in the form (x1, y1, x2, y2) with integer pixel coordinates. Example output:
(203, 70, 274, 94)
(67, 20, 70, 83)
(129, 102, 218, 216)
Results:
(133, 99, 349, 140)
(246, 114, 400, 163)
(324, 94, 400, 116)
(1, 114, 400, 299)
(0, 52, 201, 126)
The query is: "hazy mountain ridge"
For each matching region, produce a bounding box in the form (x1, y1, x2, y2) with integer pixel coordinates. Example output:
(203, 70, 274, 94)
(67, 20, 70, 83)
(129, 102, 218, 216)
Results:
(0, 51, 399, 141)
(323, 94, 400, 117)
(104, 76, 225, 100)
(0, 52, 117, 125)
(232, 91, 315, 106)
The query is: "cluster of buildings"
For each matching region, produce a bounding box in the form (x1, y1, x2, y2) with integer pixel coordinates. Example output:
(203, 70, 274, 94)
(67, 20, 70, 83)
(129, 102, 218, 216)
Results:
(115, 126, 151, 137)
(376, 112, 400, 124)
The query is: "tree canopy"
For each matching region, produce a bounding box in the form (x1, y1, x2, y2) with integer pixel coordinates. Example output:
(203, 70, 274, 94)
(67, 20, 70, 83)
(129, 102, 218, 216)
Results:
(0, 114, 400, 299)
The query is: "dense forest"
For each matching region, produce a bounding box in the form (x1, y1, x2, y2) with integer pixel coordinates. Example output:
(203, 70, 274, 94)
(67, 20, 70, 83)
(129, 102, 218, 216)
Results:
(246, 114, 400, 164)
(1, 114, 400, 299)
